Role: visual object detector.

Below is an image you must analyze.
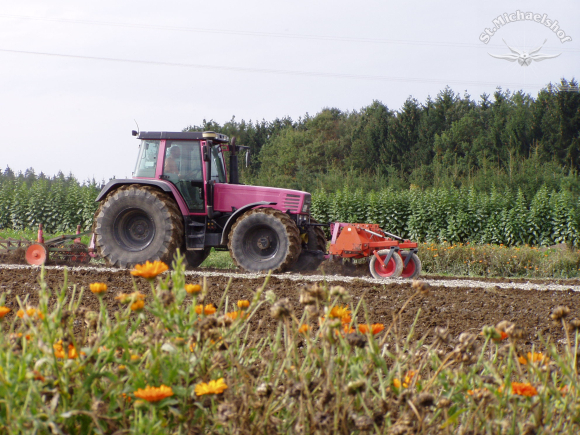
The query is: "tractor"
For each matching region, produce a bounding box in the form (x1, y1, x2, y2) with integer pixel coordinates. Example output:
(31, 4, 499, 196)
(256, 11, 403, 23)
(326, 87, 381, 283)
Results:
(93, 131, 326, 272)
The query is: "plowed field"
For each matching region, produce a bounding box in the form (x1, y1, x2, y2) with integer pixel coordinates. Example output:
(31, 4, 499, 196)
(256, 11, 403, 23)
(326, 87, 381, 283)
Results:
(1, 265, 579, 350)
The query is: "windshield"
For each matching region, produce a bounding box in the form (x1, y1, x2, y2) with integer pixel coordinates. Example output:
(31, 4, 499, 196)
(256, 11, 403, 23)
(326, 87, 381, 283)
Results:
(134, 140, 160, 178)
(210, 146, 227, 183)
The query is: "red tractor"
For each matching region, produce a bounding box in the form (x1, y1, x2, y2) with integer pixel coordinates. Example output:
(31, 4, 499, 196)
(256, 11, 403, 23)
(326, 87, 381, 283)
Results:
(93, 131, 326, 272)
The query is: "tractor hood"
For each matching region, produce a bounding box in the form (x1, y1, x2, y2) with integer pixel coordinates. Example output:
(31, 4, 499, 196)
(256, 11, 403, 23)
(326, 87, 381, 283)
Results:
(213, 183, 311, 214)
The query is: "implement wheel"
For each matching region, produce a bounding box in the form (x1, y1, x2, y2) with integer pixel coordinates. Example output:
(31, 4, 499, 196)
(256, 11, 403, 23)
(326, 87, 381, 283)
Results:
(369, 249, 403, 279)
(228, 208, 301, 272)
(399, 252, 422, 279)
(26, 243, 48, 265)
(94, 185, 184, 268)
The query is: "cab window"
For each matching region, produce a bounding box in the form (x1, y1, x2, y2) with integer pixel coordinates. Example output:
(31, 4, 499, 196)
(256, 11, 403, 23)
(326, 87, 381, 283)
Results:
(134, 140, 160, 178)
(210, 146, 227, 183)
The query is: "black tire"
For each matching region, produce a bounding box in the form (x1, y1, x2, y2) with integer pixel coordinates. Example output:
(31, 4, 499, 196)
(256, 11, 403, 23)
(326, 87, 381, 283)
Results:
(290, 220, 327, 272)
(93, 185, 184, 268)
(399, 252, 422, 279)
(184, 247, 212, 269)
(228, 208, 301, 272)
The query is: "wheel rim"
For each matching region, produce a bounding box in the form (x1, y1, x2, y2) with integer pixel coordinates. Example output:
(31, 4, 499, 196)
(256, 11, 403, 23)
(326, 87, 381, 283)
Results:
(241, 224, 280, 263)
(113, 207, 156, 251)
(401, 255, 416, 278)
(26, 244, 47, 265)
(373, 254, 397, 277)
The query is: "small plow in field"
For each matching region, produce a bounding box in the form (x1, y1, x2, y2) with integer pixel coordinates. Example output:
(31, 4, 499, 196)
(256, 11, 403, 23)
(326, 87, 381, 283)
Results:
(0, 224, 98, 266)
(327, 223, 420, 279)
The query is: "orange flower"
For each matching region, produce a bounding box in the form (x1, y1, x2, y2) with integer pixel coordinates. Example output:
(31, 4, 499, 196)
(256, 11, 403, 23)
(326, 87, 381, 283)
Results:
(134, 385, 174, 402)
(121, 392, 132, 402)
(16, 307, 44, 320)
(509, 382, 538, 397)
(53, 340, 81, 359)
(89, 282, 108, 294)
(194, 378, 228, 396)
(298, 324, 310, 334)
(342, 324, 355, 335)
(32, 370, 45, 382)
(116, 292, 145, 304)
(195, 304, 216, 315)
(358, 324, 370, 334)
(130, 299, 145, 311)
(130, 261, 169, 279)
(225, 311, 247, 320)
(329, 305, 351, 319)
(340, 315, 352, 325)
(518, 352, 548, 365)
(395, 371, 419, 389)
(467, 388, 488, 396)
(237, 300, 250, 309)
(371, 323, 385, 334)
(185, 284, 202, 294)
(130, 354, 140, 361)
(0, 306, 10, 318)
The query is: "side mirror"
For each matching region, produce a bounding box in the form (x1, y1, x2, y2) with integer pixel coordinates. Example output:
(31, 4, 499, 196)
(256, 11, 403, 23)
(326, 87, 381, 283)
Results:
(245, 149, 251, 167)
(202, 145, 210, 162)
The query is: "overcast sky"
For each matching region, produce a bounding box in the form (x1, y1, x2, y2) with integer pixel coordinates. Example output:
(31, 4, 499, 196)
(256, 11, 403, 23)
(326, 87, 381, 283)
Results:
(1, 0, 578, 183)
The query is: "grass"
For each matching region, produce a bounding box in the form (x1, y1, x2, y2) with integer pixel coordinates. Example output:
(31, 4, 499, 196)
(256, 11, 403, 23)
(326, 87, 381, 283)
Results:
(1, 255, 580, 433)
(200, 249, 236, 269)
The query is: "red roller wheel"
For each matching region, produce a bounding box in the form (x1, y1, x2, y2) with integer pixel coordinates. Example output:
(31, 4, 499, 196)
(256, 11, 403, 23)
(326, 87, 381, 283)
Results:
(369, 249, 403, 279)
(26, 243, 48, 265)
(399, 252, 422, 279)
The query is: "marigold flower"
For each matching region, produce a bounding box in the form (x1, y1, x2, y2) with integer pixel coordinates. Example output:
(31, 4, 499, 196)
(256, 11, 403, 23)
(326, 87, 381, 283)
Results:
(195, 304, 216, 315)
(185, 284, 202, 294)
(53, 340, 81, 359)
(134, 385, 174, 402)
(394, 370, 419, 389)
(467, 388, 488, 396)
(298, 324, 310, 334)
(517, 352, 548, 365)
(17, 307, 44, 320)
(225, 311, 247, 320)
(121, 392, 132, 402)
(130, 354, 140, 361)
(130, 261, 169, 279)
(329, 305, 351, 319)
(358, 324, 370, 334)
(340, 314, 352, 325)
(89, 282, 108, 294)
(0, 306, 10, 318)
(509, 382, 538, 397)
(116, 292, 145, 304)
(237, 299, 250, 309)
(130, 300, 145, 311)
(195, 378, 228, 396)
(32, 370, 45, 382)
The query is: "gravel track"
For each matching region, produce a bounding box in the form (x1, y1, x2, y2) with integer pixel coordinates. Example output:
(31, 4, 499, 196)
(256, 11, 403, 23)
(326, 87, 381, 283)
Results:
(1, 263, 579, 292)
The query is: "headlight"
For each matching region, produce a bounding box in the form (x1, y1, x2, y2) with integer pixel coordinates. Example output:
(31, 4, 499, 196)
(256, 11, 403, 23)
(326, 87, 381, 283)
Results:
(301, 196, 311, 213)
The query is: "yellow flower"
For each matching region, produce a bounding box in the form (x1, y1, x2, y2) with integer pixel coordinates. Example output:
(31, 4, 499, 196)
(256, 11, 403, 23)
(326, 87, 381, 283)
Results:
(0, 306, 10, 318)
(195, 304, 217, 315)
(134, 385, 174, 402)
(89, 282, 108, 294)
(130, 261, 169, 279)
(16, 307, 44, 320)
(185, 284, 202, 294)
(328, 305, 351, 319)
(518, 352, 548, 365)
(53, 340, 81, 359)
(237, 300, 250, 309)
(130, 354, 141, 361)
(195, 378, 228, 396)
(130, 299, 145, 311)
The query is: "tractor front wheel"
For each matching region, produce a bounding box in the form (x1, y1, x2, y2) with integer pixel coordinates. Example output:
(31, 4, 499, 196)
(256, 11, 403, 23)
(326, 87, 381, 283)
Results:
(94, 185, 184, 268)
(290, 220, 327, 272)
(369, 249, 403, 279)
(228, 208, 301, 272)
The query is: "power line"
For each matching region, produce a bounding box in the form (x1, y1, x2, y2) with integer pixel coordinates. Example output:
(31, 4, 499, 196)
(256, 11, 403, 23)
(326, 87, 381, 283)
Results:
(0, 47, 545, 88)
(2, 13, 578, 52)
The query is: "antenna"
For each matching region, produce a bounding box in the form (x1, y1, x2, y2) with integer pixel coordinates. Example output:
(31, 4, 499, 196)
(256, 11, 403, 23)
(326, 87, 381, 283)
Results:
(134, 119, 140, 135)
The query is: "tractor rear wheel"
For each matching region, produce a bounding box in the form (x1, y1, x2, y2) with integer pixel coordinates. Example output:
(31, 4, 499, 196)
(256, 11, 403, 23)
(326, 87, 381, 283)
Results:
(369, 249, 403, 279)
(228, 208, 301, 272)
(290, 220, 327, 272)
(94, 185, 184, 268)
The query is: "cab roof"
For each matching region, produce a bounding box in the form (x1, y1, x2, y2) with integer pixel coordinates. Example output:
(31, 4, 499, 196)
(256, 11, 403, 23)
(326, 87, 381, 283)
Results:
(136, 131, 229, 143)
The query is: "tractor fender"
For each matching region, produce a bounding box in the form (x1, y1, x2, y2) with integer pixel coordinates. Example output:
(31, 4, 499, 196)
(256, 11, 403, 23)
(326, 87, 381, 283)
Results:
(220, 201, 277, 245)
(95, 179, 189, 215)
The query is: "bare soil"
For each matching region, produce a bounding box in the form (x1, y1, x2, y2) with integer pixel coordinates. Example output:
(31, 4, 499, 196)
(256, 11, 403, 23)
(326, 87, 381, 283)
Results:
(1, 266, 578, 351)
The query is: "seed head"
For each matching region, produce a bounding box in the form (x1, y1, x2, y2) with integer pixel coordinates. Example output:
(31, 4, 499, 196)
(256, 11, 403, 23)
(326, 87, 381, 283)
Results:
(437, 398, 452, 409)
(551, 306, 570, 321)
(509, 327, 526, 340)
(91, 400, 107, 415)
(346, 379, 366, 394)
(256, 382, 273, 397)
(329, 285, 349, 301)
(434, 326, 450, 344)
(346, 333, 367, 348)
(412, 280, 430, 295)
(414, 392, 435, 408)
(270, 298, 293, 320)
(568, 319, 580, 332)
(159, 291, 175, 307)
(496, 320, 514, 333)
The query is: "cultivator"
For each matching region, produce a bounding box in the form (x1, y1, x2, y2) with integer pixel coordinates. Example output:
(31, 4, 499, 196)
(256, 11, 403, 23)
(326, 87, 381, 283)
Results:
(327, 223, 421, 279)
(0, 224, 97, 266)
